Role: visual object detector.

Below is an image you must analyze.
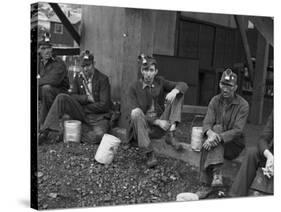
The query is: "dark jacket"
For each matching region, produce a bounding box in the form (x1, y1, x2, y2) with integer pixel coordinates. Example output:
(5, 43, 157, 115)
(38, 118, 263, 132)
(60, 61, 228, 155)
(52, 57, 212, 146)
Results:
(203, 94, 249, 147)
(39, 57, 69, 91)
(70, 69, 111, 115)
(128, 76, 188, 116)
(258, 112, 273, 155)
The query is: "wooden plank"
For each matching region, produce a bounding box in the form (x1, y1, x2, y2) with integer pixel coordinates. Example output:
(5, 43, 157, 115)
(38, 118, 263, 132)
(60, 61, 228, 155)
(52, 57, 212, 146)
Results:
(234, 16, 254, 84)
(198, 24, 215, 68)
(249, 33, 269, 124)
(154, 55, 199, 105)
(52, 47, 80, 56)
(49, 3, 80, 45)
(182, 105, 207, 114)
(178, 21, 200, 58)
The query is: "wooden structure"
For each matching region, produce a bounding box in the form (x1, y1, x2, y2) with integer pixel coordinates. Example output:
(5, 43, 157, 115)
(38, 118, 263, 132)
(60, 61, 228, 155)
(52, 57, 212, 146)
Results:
(50, 3, 273, 125)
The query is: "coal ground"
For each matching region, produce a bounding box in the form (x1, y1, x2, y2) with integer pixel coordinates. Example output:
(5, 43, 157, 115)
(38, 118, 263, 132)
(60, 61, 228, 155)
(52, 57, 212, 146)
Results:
(36, 114, 228, 210)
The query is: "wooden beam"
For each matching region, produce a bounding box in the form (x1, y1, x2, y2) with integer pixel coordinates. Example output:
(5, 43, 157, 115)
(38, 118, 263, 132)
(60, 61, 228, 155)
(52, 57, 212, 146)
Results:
(234, 16, 254, 85)
(249, 32, 269, 124)
(52, 47, 80, 56)
(49, 3, 80, 45)
(248, 16, 273, 46)
(182, 105, 207, 114)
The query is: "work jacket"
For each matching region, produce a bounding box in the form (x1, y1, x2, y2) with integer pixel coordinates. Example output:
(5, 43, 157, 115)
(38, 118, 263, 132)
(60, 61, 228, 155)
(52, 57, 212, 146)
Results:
(203, 93, 249, 147)
(70, 69, 112, 120)
(39, 57, 69, 91)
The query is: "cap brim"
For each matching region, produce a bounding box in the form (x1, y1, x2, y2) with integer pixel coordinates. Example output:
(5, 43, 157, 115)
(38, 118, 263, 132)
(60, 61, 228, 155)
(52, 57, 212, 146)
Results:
(220, 81, 235, 86)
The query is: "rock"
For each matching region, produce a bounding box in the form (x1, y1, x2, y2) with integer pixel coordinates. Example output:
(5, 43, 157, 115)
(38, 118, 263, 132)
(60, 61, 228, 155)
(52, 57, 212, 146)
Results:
(37, 172, 44, 178)
(167, 192, 172, 198)
(104, 194, 111, 201)
(48, 192, 58, 198)
(42, 204, 48, 209)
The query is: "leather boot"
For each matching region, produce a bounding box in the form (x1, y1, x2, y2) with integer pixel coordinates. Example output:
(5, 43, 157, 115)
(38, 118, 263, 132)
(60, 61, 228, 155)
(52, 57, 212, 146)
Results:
(146, 151, 158, 168)
(165, 131, 184, 151)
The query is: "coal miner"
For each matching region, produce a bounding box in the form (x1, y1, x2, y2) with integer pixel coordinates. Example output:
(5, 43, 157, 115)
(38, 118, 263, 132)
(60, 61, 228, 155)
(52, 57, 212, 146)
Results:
(127, 54, 188, 168)
(229, 112, 273, 197)
(199, 68, 249, 188)
(38, 33, 69, 127)
(39, 50, 112, 144)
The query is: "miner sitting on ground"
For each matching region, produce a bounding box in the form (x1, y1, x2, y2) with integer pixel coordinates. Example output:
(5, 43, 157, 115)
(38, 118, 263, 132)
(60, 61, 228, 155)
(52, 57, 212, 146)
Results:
(127, 54, 188, 168)
(229, 112, 273, 197)
(39, 50, 112, 144)
(199, 68, 249, 191)
(38, 33, 69, 128)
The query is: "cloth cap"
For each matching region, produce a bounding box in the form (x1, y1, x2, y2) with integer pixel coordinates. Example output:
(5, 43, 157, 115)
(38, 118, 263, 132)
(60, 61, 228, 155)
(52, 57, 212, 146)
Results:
(81, 50, 94, 67)
(220, 68, 237, 86)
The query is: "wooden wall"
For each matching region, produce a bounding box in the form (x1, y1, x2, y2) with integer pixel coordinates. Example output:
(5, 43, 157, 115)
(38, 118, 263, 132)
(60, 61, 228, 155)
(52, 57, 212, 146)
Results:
(81, 6, 125, 100)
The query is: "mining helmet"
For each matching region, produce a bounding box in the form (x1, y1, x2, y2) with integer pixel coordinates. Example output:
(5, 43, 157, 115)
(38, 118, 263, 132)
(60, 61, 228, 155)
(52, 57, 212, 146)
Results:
(138, 53, 157, 68)
(38, 32, 52, 47)
(81, 50, 94, 67)
(220, 68, 237, 86)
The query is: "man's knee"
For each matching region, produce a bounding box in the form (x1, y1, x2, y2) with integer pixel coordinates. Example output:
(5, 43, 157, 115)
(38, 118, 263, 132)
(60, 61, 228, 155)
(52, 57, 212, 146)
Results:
(41, 84, 54, 95)
(55, 93, 71, 102)
(131, 108, 144, 120)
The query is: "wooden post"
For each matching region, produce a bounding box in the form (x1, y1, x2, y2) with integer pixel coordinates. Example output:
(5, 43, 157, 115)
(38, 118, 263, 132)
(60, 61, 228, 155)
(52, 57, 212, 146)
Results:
(234, 16, 254, 85)
(249, 33, 269, 124)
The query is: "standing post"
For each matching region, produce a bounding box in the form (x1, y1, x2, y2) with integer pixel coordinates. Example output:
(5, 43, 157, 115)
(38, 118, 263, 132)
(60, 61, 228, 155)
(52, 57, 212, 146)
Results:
(249, 32, 269, 124)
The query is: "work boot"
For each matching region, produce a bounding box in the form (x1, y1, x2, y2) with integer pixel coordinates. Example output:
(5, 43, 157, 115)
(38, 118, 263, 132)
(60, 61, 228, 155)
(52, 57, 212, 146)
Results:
(211, 173, 223, 187)
(146, 151, 158, 168)
(165, 131, 184, 151)
(195, 184, 213, 199)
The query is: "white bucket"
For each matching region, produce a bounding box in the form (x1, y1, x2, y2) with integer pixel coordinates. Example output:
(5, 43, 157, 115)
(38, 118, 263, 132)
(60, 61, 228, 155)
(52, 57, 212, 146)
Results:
(191, 126, 204, 151)
(95, 134, 121, 164)
(63, 120, 81, 143)
(176, 192, 199, 201)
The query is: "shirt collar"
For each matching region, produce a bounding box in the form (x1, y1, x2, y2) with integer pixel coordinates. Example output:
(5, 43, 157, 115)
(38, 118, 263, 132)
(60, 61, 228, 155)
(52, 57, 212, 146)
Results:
(219, 93, 239, 105)
(141, 79, 155, 89)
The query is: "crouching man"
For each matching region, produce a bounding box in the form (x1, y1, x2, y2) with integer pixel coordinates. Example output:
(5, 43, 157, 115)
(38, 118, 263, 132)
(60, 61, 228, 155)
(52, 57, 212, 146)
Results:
(229, 112, 273, 197)
(39, 50, 112, 144)
(199, 68, 249, 188)
(127, 54, 188, 168)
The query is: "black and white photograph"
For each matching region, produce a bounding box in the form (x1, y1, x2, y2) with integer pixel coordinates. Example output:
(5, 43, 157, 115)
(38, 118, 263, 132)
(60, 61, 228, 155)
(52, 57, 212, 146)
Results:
(30, 0, 274, 210)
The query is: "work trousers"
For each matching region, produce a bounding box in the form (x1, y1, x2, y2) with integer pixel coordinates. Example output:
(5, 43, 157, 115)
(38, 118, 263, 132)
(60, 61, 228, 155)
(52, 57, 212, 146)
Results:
(229, 146, 267, 196)
(41, 93, 109, 143)
(39, 85, 66, 126)
(128, 95, 183, 153)
(199, 125, 244, 184)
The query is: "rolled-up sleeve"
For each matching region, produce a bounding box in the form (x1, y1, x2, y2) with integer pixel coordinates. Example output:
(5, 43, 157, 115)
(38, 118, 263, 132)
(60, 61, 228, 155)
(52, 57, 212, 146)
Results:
(162, 77, 188, 94)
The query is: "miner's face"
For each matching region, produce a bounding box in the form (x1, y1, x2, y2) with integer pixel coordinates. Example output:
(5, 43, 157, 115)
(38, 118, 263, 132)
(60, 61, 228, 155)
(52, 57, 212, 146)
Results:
(141, 64, 158, 84)
(219, 82, 237, 99)
(82, 62, 95, 78)
(39, 45, 52, 61)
